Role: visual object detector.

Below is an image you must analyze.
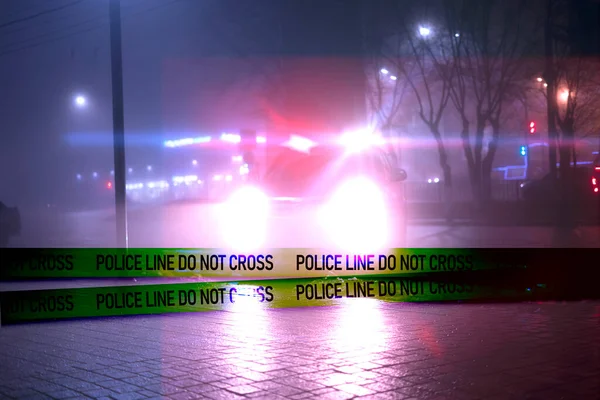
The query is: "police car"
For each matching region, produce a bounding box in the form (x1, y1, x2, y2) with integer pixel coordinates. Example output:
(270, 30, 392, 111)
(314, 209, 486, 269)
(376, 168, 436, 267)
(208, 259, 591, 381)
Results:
(217, 131, 408, 252)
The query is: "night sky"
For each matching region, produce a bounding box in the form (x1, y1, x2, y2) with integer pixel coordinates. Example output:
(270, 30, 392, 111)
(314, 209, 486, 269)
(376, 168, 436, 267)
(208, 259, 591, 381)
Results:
(1, 0, 597, 208)
(0, 0, 365, 207)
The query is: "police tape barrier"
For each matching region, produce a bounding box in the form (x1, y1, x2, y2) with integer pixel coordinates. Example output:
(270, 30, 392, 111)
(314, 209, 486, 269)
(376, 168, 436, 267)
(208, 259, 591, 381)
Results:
(0, 248, 556, 279)
(0, 276, 543, 325)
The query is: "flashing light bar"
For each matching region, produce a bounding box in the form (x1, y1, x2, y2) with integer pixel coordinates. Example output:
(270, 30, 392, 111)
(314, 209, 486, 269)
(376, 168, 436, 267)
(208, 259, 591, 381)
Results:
(164, 133, 266, 147)
(339, 129, 385, 153)
(172, 175, 198, 185)
(164, 136, 211, 148)
(284, 135, 317, 153)
(220, 133, 241, 143)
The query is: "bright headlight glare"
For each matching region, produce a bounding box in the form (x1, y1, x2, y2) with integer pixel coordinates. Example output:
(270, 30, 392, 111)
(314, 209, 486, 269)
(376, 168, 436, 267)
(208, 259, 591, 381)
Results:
(319, 177, 389, 252)
(220, 186, 269, 251)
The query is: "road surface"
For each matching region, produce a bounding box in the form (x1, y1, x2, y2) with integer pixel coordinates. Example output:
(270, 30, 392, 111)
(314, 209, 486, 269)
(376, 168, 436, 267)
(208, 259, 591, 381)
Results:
(7, 203, 600, 248)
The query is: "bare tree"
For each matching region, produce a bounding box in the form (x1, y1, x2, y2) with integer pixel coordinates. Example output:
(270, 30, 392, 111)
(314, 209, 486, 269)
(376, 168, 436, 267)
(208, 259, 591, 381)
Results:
(365, 63, 409, 136)
(441, 0, 543, 206)
(541, 0, 600, 227)
(401, 23, 454, 191)
(365, 0, 455, 212)
(553, 58, 600, 167)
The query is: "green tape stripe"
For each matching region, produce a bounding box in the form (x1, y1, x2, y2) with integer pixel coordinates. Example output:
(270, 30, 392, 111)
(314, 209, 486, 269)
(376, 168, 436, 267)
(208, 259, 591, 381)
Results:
(0, 248, 527, 279)
(0, 277, 536, 324)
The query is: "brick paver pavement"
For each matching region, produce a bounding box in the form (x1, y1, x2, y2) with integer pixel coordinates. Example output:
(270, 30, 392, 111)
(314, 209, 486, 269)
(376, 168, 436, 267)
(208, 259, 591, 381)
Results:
(1, 301, 599, 399)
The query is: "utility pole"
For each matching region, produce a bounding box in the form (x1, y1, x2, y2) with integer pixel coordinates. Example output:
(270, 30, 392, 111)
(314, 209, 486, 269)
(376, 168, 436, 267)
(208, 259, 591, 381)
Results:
(109, 0, 128, 248)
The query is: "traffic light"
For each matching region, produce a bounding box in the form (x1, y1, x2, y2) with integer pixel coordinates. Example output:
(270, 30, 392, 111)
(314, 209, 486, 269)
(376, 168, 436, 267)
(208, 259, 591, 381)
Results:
(529, 121, 536, 134)
(520, 146, 527, 156)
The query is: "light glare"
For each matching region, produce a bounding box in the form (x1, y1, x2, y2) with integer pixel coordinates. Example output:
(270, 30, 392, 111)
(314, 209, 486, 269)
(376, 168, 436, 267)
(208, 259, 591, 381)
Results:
(419, 26, 431, 37)
(319, 177, 388, 253)
(74, 95, 86, 107)
(221, 186, 269, 251)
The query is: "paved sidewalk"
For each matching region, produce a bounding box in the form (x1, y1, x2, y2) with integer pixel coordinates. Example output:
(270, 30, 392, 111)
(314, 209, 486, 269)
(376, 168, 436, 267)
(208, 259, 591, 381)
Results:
(1, 301, 599, 399)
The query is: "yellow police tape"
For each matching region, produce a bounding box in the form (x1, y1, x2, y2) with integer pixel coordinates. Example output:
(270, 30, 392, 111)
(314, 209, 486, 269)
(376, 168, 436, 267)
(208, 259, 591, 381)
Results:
(0, 276, 533, 324)
(0, 248, 527, 279)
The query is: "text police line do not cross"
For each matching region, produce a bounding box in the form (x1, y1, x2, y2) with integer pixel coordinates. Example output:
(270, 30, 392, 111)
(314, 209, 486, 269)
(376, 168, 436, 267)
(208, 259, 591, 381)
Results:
(296, 254, 474, 272)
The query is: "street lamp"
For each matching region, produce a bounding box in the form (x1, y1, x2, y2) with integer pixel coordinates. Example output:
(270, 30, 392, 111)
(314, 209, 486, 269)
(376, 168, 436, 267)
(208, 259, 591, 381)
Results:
(559, 90, 570, 103)
(419, 26, 431, 37)
(74, 95, 87, 108)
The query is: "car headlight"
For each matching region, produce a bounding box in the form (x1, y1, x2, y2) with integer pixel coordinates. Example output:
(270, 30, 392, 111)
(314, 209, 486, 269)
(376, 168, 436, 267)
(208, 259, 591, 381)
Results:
(220, 186, 269, 251)
(318, 176, 389, 253)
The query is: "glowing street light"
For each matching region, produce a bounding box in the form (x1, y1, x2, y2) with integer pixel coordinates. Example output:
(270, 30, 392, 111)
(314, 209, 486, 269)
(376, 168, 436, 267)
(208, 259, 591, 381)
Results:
(419, 26, 431, 37)
(559, 90, 570, 103)
(536, 77, 543, 82)
(390, 76, 398, 81)
(380, 68, 389, 74)
(74, 95, 87, 108)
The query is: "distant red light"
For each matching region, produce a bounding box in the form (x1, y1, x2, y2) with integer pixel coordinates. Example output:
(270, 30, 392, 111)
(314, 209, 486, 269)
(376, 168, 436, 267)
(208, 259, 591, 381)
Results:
(107, 182, 112, 189)
(529, 121, 536, 134)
